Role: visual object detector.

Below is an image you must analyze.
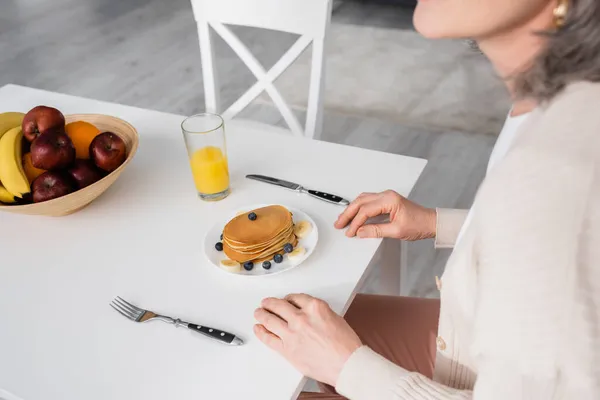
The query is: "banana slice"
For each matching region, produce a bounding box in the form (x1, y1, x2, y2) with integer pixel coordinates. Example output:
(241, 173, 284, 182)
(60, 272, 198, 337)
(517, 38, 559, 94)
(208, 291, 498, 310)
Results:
(288, 247, 306, 262)
(236, 210, 247, 216)
(293, 221, 313, 239)
(220, 259, 241, 273)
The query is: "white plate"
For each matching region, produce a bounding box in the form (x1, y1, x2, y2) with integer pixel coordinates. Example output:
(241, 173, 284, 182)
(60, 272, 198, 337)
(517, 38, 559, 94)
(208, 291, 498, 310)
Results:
(204, 204, 319, 276)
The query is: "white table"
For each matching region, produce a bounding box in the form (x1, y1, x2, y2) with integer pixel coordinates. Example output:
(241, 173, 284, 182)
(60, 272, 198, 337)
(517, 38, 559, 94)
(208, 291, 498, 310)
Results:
(0, 85, 426, 400)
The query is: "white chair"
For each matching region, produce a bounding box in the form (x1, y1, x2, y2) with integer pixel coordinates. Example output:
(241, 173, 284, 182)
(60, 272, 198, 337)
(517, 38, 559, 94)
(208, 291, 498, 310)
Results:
(190, 0, 332, 139)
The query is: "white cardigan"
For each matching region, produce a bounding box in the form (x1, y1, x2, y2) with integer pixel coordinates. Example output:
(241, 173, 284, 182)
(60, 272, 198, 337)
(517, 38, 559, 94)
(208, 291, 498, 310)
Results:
(336, 82, 600, 399)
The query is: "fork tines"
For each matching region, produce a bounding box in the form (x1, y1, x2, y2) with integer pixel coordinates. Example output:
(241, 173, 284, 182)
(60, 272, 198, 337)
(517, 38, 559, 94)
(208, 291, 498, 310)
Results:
(110, 296, 144, 321)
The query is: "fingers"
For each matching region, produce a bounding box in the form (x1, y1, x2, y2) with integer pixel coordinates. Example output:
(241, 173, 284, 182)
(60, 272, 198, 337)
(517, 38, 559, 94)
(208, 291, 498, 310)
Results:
(345, 201, 386, 237)
(254, 308, 289, 337)
(334, 193, 378, 229)
(261, 297, 301, 321)
(254, 324, 283, 352)
(356, 223, 398, 239)
(284, 293, 315, 309)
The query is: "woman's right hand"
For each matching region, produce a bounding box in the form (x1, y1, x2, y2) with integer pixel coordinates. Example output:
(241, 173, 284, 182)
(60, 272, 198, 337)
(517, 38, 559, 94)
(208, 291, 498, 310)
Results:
(334, 190, 437, 241)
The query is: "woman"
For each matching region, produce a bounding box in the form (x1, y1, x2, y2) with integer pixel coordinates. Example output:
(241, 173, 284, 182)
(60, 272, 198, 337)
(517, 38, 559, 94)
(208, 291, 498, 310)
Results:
(254, 0, 600, 398)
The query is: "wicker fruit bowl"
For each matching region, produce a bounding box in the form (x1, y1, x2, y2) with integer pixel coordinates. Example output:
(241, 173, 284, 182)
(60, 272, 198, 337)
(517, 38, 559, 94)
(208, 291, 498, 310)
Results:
(0, 114, 139, 217)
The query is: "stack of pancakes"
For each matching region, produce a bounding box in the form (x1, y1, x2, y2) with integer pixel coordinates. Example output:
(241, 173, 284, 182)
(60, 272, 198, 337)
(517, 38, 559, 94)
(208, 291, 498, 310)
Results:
(222, 205, 298, 263)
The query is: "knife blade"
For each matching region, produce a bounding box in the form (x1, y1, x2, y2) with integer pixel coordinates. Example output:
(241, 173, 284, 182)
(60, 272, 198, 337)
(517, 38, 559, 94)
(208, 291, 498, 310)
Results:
(246, 174, 301, 191)
(246, 174, 350, 206)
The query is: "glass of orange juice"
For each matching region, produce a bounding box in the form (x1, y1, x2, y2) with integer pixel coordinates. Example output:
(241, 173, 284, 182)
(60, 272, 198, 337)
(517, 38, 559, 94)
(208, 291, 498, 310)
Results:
(181, 113, 230, 201)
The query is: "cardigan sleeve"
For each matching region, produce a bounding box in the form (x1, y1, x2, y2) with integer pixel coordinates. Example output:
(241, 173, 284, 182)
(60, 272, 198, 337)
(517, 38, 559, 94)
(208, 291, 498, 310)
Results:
(336, 346, 472, 399)
(434, 208, 468, 249)
(336, 347, 563, 399)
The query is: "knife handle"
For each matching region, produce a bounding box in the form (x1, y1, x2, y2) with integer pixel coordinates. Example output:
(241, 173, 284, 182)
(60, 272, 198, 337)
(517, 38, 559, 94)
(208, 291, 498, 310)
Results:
(187, 323, 243, 345)
(306, 189, 350, 206)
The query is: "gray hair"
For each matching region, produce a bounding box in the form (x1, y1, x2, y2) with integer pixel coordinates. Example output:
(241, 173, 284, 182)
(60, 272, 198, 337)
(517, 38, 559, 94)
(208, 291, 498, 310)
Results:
(514, 0, 600, 101)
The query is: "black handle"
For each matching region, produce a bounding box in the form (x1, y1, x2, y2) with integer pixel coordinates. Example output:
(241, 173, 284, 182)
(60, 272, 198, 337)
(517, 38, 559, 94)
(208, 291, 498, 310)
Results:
(307, 189, 350, 206)
(187, 324, 238, 345)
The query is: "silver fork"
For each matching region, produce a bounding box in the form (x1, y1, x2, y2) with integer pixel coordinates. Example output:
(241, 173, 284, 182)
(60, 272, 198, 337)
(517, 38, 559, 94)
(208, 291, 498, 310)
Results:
(110, 296, 243, 346)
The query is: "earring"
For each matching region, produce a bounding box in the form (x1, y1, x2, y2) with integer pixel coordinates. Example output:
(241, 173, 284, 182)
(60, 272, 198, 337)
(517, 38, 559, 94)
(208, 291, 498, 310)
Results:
(553, 0, 569, 29)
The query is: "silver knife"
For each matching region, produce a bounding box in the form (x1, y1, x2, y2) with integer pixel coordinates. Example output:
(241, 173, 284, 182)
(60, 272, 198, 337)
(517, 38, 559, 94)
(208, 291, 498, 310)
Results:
(246, 174, 350, 206)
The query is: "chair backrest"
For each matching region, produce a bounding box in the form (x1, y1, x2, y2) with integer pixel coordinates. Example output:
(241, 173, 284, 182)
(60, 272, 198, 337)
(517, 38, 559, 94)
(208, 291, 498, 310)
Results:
(191, 0, 332, 139)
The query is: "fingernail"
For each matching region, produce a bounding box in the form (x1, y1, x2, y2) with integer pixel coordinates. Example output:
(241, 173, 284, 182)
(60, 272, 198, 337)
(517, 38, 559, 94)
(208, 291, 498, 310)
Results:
(357, 229, 366, 238)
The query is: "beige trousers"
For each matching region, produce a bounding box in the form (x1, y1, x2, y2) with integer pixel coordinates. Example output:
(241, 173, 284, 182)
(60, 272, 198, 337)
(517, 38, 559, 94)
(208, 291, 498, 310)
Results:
(299, 295, 440, 399)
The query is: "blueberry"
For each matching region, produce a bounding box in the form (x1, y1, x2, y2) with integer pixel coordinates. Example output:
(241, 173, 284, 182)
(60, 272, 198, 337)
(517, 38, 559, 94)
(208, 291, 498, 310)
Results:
(273, 254, 283, 264)
(248, 212, 257, 221)
(262, 261, 272, 270)
(243, 261, 254, 271)
(215, 242, 223, 251)
(220, 233, 223, 240)
(283, 243, 294, 253)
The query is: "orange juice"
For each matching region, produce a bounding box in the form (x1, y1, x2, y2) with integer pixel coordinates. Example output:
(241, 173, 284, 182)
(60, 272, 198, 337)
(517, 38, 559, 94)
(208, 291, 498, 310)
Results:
(189, 146, 229, 194)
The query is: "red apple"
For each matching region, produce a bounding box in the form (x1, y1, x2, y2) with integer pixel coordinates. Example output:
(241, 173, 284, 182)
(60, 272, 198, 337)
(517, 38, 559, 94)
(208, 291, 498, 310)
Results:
(22, 106, 66, 142)
(90, 132, 127, 172)
(32, 171, 75, 203)
(30, 130, 76, 170)
(67, 159, 103, 189)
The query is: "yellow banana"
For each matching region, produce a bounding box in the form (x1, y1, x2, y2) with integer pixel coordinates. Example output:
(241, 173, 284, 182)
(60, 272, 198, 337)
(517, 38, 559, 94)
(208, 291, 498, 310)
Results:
(0, 126, 30, 198)
(0, 112, 25, 139)
(0, 113, 28, 200)
(0, 183, 16, 204)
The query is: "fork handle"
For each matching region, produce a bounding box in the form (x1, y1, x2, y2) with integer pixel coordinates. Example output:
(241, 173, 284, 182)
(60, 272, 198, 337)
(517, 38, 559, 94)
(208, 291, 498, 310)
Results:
(187, 323, 241, 345)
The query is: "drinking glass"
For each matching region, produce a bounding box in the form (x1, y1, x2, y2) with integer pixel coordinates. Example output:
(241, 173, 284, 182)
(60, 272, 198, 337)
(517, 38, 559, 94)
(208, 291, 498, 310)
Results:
(181, 113, 230, 201)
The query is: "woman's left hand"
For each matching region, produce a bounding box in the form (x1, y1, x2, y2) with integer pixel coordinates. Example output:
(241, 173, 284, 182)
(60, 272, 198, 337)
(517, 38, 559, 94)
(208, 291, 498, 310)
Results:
(254, 294, 362, 387)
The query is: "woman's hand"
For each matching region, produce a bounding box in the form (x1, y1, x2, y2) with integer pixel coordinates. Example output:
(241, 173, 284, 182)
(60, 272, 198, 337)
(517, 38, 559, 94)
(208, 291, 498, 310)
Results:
(335, 190, 437, 240)
(254, 294, 362, 387)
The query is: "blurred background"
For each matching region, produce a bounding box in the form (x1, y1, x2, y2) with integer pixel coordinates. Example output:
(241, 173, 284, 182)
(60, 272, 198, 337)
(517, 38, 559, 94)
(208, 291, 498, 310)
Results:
(1, 0, 511, 297)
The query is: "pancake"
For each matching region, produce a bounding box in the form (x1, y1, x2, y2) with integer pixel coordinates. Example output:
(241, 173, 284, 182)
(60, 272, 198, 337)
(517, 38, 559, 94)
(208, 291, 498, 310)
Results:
(224, 235, 298, 263)
(223, 205, 293, 245)
(225, 229, 295, 254)
(223, 224, 294, 252)
(222, 205, 298, 263)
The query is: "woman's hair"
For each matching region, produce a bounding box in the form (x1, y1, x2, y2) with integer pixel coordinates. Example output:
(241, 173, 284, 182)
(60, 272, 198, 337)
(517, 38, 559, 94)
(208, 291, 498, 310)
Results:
(514, 0, 600, 101)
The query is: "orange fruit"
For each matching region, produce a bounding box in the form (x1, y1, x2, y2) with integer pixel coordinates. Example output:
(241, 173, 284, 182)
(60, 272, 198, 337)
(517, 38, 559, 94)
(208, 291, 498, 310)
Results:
(65, 121, 101, 159)
(22, 153, 46, 184)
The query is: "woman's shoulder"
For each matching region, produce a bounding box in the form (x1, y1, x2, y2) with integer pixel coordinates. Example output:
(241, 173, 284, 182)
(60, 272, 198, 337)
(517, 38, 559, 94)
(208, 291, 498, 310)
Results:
(548, 81, 600, 121)
(515, 81, 600, 163)
(538, 81, 600, 139)
(555, 81, 600, 106)
(478, 81, 599, 224)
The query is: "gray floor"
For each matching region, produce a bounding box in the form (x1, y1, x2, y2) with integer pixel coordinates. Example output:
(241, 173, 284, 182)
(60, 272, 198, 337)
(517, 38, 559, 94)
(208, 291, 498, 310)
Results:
(1, 0, 503, 297)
